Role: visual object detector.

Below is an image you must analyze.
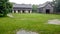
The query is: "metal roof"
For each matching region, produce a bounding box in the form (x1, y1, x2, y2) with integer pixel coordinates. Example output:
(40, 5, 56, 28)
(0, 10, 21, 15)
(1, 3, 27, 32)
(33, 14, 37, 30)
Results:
(38, 1, 53, 8)
(13, 4, 32, 8)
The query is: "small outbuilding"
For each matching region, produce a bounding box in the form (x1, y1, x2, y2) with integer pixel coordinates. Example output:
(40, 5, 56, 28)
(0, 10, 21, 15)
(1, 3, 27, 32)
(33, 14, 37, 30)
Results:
(38, 1, 54, 14)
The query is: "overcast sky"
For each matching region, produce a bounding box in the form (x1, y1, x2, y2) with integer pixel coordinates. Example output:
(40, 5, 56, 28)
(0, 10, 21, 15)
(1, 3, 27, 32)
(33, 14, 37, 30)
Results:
(9, 0, 52, 5)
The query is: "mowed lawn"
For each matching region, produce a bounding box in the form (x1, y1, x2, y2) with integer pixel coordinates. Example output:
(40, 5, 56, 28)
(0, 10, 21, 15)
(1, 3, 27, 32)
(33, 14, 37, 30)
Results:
(0, 13, 60, 34)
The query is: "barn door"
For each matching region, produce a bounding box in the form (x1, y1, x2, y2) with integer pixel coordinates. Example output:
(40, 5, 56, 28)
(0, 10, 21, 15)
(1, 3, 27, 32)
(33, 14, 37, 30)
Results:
(46, 9, 50, 14)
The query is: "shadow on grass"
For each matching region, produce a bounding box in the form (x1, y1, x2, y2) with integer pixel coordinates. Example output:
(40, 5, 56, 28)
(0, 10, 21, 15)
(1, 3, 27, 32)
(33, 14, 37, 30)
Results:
(0, 15, 8, 18)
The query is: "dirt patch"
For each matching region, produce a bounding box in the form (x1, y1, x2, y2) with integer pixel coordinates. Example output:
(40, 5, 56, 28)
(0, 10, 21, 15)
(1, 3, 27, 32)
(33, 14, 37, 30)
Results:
(7, 14, 13, 18)
(48, 19, 60, 25)
(17, 30, 38, 34)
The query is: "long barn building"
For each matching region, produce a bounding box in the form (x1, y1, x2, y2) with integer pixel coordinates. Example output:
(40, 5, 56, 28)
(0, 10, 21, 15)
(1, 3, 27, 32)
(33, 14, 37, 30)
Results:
(12, 4, 32, 13)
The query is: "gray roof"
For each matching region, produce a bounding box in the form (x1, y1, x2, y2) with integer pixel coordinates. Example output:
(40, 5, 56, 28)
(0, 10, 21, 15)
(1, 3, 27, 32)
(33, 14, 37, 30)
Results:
(38, 1, 53, 8)
(13, 4, 32, 8)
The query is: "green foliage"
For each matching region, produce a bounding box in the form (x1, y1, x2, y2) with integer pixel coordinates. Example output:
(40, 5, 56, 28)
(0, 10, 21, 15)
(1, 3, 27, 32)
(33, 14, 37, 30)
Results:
(32, 5, 38, 13)
(53, 0, 60, 13)
(0, 0, 13, 17)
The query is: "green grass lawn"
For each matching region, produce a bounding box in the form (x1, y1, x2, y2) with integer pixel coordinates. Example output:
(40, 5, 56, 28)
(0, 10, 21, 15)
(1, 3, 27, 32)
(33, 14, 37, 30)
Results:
(0, 13, 60, 34)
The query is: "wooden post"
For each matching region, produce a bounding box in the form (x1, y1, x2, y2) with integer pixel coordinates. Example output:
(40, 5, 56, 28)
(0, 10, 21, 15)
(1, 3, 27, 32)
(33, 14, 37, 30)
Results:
(12, 10, 14, 13)
(25, 10, 28, 13)
(21, 10, 22, 13)
(30, 10, 32, 13)
(16, 10, 18, 13)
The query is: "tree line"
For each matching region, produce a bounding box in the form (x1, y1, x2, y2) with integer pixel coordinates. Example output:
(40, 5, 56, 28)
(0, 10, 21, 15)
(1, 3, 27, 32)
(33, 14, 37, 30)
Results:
(53, 0, 60, 13)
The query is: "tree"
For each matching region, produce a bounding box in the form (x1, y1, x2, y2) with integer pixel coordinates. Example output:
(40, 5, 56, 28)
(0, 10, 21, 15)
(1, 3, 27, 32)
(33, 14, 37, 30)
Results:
(32, 5, 38, 13)
(53, 0, 60, 13)
(0, 0, 13, 17)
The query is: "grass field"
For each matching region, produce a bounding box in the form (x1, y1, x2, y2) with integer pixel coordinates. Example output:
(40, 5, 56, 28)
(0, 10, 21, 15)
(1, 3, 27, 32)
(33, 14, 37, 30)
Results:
(0, 13, 60, 34)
